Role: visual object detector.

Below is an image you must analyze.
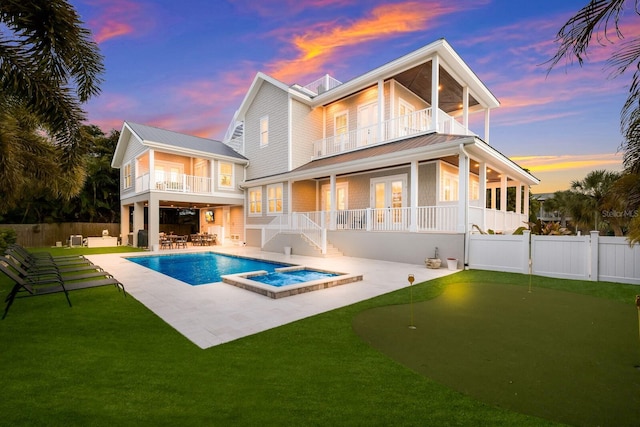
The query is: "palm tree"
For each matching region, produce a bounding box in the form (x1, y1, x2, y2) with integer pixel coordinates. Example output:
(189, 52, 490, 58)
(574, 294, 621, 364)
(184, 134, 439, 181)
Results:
(570, 170, 622, 234)
(0, 0, 104, 210)
(549, 0, 640, 241)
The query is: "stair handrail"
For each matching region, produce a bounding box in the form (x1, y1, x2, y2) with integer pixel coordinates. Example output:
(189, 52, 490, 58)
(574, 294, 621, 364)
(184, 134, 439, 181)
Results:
(293, 212, 327, 255)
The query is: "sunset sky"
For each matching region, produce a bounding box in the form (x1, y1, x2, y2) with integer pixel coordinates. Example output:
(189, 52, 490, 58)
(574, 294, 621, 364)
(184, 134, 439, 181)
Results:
(69, 0, 636, 193)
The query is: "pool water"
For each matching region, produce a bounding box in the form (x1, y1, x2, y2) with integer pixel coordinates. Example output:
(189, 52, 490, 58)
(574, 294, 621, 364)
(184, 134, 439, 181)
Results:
(126, 252, 291, 285)
(250, 269, 338, 287)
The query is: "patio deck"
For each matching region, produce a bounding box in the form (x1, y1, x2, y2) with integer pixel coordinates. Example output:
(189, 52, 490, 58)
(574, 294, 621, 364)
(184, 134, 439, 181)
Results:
(87, 246, 455, 349)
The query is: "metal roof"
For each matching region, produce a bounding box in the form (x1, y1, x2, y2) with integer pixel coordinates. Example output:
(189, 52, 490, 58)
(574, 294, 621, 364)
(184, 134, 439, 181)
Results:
(126, 122, 247, 160)
(292, 133, 470, 173)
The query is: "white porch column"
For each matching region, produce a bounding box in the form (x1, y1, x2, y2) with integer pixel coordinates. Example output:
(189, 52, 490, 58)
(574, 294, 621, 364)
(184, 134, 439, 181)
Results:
(147, 195, 160, 250)
(479, 162, 487, 232)
(149, 149, 155, 188)
(210, 159, 215, 193)
(484, 109, 490, 143)
(120, 204, 130, 245)
(457, 148, 469, 233)
(410, 160, 418, 232)
(431, 56, 439, 131)
(490, 183, 496, 209)
(329, 174, 336, 230)
(287, 180, 293, 215)
(515, 181, 522, 214)
(462, 86, 469, 134)
(132, 201, 145, 247)
(500, 174, 507, 212)
(523, 185, 530, 219)
(377, 79, 384, 142)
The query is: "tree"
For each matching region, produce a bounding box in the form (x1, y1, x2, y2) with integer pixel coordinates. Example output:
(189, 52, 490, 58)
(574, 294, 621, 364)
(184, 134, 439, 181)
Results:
(0, 0, 104, 210)
(549, 0, 640, 242)
(0, 126, 121, 224)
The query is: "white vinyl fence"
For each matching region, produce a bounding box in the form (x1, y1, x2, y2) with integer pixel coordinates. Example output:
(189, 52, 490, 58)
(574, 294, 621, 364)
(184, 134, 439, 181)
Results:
(468, 231, 640, 285)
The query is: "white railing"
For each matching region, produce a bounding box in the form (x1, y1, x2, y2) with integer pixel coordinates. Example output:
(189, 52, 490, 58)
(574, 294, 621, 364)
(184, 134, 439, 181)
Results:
(312, 108, 474, 159)
(134, 172, 213, 194)
(416, 206, 457, 232)
(263, 213, 327, 254)
(303, 74, 342, 95)
(485, 210, 527, 233)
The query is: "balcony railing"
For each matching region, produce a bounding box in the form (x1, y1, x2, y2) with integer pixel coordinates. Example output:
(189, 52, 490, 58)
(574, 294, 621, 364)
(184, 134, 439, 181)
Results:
(135, 172, 212, 194)
(312, 107, 473, 159)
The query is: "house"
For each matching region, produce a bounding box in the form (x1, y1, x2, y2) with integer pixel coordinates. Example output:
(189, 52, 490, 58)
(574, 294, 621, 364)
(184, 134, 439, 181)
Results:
(112, 38, 539, 266)
(111, 122, 248, 247)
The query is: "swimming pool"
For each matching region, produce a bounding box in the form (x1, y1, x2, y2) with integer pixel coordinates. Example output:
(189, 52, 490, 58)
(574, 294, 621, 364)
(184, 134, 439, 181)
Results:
(125, 252, 291, 285)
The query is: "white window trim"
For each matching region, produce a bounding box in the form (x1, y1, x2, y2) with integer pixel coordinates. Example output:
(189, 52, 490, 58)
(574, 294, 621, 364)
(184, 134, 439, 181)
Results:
(123, 162, 132, 189)
(321, 182, 349, 211)
(248, 187, 262, 216)
(266, 183, 283, 215)
(370, 174, 407, 208)
(218, 161, 234, 189)
(260, 115, 269, 148)
(334, 110, 348, 136)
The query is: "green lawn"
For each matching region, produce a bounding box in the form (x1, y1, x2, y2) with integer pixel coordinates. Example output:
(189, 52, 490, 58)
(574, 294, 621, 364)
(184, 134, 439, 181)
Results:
(1, 248, 638, 426)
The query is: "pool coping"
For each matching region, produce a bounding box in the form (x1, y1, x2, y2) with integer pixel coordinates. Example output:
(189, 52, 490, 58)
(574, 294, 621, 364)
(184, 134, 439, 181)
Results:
(222, 265, 363, 299)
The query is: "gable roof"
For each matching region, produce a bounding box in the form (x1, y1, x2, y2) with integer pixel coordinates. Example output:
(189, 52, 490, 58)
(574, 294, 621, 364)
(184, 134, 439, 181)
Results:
(112, 122, 247, 168)
(228, 38, 499, 133)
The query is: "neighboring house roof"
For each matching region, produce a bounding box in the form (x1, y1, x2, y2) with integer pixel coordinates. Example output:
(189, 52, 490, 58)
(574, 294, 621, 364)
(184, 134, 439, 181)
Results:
(112, 121, 247, 168)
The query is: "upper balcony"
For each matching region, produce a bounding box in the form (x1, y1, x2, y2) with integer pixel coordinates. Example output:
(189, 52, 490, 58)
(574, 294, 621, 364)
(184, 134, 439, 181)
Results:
(311, 107, 474, 159)
(135, 172, 213, 194)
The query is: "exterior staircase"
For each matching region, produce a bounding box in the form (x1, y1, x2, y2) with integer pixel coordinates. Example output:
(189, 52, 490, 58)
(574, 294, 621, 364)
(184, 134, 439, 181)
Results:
(301, 234, 343, 257)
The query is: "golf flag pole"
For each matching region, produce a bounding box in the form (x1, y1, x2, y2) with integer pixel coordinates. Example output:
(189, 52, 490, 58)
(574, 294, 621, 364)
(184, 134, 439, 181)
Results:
(636, 296, 640, 344)
(408, 274, 415, 329)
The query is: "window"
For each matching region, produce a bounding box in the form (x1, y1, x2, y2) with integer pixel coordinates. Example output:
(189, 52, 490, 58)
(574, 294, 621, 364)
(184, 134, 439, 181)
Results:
(260, 116, 269, 147)
(123, 162, 132, 189)
(267, 184, 283, 214)
(249, 188, 262, 215)
(219, 162, 233, 188)
(335, 111, 348, 136)
(441, 171, 459, 201)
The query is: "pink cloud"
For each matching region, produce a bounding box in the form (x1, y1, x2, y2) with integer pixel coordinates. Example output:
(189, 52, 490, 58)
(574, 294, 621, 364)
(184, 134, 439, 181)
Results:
(87, 0, 154, 43)
(265, 1, 473, 84)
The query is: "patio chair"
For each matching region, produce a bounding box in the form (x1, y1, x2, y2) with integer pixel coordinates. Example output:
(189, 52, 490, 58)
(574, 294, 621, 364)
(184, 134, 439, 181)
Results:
(174, 235, 188, 249)
(160, 235, 172, 249)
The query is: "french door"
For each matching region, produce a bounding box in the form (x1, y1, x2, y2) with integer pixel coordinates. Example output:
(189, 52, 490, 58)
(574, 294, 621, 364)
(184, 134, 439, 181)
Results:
(371, 175, 406, 230)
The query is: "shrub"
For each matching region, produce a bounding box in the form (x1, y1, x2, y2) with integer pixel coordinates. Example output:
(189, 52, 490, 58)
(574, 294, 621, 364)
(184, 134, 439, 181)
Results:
(0, 228, 17, 253)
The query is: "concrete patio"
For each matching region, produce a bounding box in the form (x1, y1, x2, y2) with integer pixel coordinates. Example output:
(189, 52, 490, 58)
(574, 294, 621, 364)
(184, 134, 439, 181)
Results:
(88, 246, 456, 349)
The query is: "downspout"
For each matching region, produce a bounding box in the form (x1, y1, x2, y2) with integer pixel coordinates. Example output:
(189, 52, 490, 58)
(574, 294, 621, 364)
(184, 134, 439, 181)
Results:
(459, 143, 471, 269)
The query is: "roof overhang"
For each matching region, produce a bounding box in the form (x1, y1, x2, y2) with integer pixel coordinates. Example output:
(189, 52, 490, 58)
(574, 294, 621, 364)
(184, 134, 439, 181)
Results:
(310, 39, 499, 110)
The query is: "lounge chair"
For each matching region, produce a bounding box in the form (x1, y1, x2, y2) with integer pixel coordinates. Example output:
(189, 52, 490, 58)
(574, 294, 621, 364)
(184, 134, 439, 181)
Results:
(5, 247, 96, 274)
(2, 256, 108, 285)
(8, 244, 88, 264)
(1, 262, 125, 320)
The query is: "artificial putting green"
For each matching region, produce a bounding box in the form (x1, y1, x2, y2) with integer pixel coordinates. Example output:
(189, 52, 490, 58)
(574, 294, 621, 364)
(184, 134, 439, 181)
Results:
(353, 281, 640, 427)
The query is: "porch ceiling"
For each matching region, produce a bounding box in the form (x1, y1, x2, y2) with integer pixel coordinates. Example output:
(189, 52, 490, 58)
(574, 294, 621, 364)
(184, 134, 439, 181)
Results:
(392, 62, 480, 114)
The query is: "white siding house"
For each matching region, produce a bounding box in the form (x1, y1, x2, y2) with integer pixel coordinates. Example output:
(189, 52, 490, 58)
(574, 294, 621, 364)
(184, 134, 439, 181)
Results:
(113, 39, 539, 266)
